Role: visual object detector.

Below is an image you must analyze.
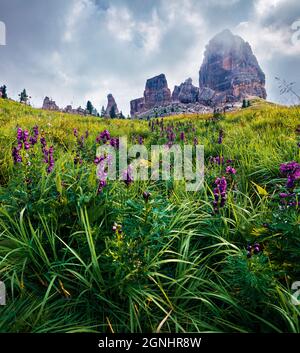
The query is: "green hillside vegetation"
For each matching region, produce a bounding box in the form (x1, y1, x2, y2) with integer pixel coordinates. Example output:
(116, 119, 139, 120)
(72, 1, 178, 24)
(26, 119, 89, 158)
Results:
(0, 98, 299, 332)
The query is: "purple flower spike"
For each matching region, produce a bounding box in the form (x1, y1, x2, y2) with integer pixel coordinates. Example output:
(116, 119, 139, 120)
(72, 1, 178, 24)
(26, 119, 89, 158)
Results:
(212, 176, 227, 212)
(30, 136, 37, 146)
(23, 130, 29, 142)
(122, 165, 134, 186)
(279, 161, 300, 189)
(253, 246, 260, 254)
(40, 137, 47, 148)
(226, 166, 237, 175)
(12, 147, 22, 164)
(217, 129, 224, 144)
(33, 125, 39, 137)
(143, 191, 151, 202)
(17, 128, 23, 141)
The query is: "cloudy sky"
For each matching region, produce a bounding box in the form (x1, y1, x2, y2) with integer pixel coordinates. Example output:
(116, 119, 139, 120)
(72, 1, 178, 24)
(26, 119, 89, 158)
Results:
(0, 0, 300, 114)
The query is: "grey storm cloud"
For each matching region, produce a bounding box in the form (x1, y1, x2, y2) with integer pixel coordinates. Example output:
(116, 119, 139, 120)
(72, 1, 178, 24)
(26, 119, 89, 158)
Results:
(0, 0, 299, 114)
(257, 0, 300, 28)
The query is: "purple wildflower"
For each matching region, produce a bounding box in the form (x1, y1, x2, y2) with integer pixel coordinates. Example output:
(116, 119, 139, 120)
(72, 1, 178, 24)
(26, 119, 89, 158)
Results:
(143, 191, 151, 202)
(280, 161, 300, 175)
(280, 161, 300, 189)
(96, 156, 110, 194)
(100, 129, 110, 143)
(94, 155, 106, 165)
(16, 128, 29, 143)
(110, 137, 119, 149)
(73, 128, 78, 137)
(97, 180, 107, 194)
(217, 129, 224, 144)
(226, 166, 237, 175)
(209, 156, 224, 165)
(40, 137, 47, 148)
(96, 154, 113, 194)
(33, 125, 39, 137)
(168, 132, 176, 142)
(253, 243, 261, 254)
(74, 155, 83, 165)
(17, 128, 23, 141)
(12, 127, 37, 163)
(279, 192, 290, 198)
(30, 136, 37, 146)
(23, 130, 29, 141)
(12, 146, 22, 163)
(246, 243, 262, 258)
(79, 135, 84, 148)
(45, 146, 55, 173)
(122, 165, 134, 186)
(213, 176, 227, 212)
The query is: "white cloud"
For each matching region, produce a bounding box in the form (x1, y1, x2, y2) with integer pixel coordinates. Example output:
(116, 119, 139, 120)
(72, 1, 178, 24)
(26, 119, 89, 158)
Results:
(106, 6, 134, 42)
(64, 0, 94, 42)
(236, 13, 300, 60)
(254, 0, 285, 17)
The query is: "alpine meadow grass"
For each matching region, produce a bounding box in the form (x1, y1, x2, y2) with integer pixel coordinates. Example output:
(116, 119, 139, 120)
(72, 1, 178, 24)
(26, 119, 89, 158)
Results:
(0, 98, 299, 332)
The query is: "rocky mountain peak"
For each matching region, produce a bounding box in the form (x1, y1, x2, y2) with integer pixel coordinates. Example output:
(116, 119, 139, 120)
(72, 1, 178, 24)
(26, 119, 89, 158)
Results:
(130, 30, 267, 118)
(105, 93, 119, 117)
(144, 73, 172, 110)
(199, 29, 266, 100)
(172, 78, 199, 104)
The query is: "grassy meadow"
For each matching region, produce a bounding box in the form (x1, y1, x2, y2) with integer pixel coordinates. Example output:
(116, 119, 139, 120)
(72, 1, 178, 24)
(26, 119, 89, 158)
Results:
(0, 98, 299, 332)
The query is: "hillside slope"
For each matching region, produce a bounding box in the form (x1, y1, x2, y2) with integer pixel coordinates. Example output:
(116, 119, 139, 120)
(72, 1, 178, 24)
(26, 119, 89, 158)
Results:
(0, 98, 299, 333)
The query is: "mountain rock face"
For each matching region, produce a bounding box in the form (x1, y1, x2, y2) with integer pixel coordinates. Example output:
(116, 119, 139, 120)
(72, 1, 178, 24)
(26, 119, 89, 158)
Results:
(144, 73, 172, 110)
(198, 87, 216, 105)
(199, 29, 266, 101)
(42, 97, 59, 111)
(42, 97, 88, 115)
(130, 29, 267, 118)
(172, 78, 199, 104)
(130, 74, 171, 116)
(105, 93, 119, 117)
(130, 97, 145, 117)
(62, 105, 88, 115)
